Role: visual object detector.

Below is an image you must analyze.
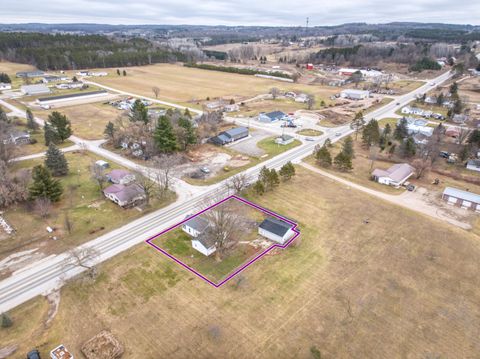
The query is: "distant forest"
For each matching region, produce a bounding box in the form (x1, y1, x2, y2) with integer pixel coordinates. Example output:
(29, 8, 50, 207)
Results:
(0, 33, 187, 70)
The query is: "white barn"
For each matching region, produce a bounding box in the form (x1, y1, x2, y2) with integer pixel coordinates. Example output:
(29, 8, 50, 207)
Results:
(371, 163, 414, 187)
(340, 89, 370, 100)
(258, 217, 295, 244)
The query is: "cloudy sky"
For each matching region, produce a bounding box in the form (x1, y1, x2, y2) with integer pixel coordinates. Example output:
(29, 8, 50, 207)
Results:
(1, 0, 478, 26)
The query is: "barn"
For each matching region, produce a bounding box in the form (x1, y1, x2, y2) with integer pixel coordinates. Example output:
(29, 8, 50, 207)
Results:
(258, 217, 295, 244)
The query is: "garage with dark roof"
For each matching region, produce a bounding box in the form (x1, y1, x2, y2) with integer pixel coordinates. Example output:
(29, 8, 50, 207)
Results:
(258, 217, 294, 244)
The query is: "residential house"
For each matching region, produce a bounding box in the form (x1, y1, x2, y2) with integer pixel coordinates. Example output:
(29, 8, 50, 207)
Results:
(258, 111, 287, 123)
(21, 84, 51, 96)
(294, 93, 309, 103)
(442, 187, 480, 211)
(182, 215, 216, 256)
(106, 169, 136, 185)
(9, 131, 30, 145)
(401, 106, 425, 116)
(371, 163, 414, 187)
(210, 127, 249, 145)
(402, 117, 434, 137)
(275, 134, 295, 145)
(466, 159, 480, 172)
(340, 89, 370, 100)
(205, 101, 224, 110)
(424, 96, 437, 104)
(224, 104, 239, 112)
(50, 344, 74, 359)
(452, 114, 468, 124)
(413, 133, 429, 145)
(103, 183, 146, 207)
(41, 76, 62, 83)
(55, 82, 83, 90)
(0, 83, 12, 91)
(16, 71, 45, 78)
(258, 217, 295, 244)
(95, 160, 109, 169)
(445, 127, 461, 138)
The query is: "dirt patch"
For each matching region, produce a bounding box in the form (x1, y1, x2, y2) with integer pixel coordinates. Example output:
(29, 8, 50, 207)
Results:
(45, 290, 61, 327)
(81, 330, 124, 359)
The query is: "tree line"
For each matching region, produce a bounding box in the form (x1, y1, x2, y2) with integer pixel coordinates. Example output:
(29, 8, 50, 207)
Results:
(0, 32, 187, 70)
(184, 63, 293, 79)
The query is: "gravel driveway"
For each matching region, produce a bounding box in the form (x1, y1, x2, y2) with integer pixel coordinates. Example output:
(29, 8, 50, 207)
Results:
(228, 129, 272, 156)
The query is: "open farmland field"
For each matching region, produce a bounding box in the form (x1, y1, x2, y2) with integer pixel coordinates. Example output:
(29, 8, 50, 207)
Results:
(3, 167, 480, 358)
(0, 61, 38, 89)
(33, 102, 122, 140)
(89, 64, 339, 108)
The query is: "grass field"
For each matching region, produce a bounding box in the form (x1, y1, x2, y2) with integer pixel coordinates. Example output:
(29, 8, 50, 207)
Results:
(388, 80, 425, 94)
(33, 102, 121, 140)
(378, 117, 399, 128)
(296, 128, 323, 136)
(184, 137, 301, 186)
(0, 61, 38, 90)
(89, 64, 338, 108)
(1, 152, 175, 261)
(365, 97, 394, 114)
(3, 166, 480, 358)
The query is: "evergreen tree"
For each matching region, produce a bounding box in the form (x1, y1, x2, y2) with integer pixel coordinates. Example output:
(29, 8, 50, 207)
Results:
(350, 111, 365, 140)
(436, 93, 444, 106)
(383, 123, 392, 137)
(177, 117, 197, 149)
(1, 313, 12, 328)
(459, 145, 470, 161)
(402, 137, 416, 158)
(0, 72, 11, 83)
(44, 123, 59, 146)
(253, 180, 265, 195)
(104, 121, 116, 140)
(26, 108, 39, 131)
(315, 145, 332, 167)
(268, 169, 280, 189)
(29, 165, 63, 202)
(279, 162, 295, 181)
(468, 129, 480, 146)
(184, 108, 192, 118)
(334, 152, 353, 171)
(342, 136, 354, 159)
(123, 70, 127, 76)
(450, 82, 458, 97)
(394, 118, 409, 141)
(129, 99, 149, 124)
(44, 144, 69, 176)
(0, 108, 8, 123)
(48, 111, 72, 142)
(116, 69, 121, 76)
(154, 115, 177, 153)
(361, 120, 381, 148)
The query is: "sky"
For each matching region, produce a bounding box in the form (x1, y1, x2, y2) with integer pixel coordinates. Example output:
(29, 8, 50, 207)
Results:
(1, 0, 478, 26)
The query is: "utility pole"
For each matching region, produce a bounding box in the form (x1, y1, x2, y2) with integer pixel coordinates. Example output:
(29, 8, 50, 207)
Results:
(305, 17, 309, 32)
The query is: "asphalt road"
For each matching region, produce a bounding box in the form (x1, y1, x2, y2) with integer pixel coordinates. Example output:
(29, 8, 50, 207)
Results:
(0, 70, 453, 312)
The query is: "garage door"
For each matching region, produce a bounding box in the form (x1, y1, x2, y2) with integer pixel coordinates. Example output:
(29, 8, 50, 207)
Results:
(462, 200, 472, 208)
(447, 197, 458, 204)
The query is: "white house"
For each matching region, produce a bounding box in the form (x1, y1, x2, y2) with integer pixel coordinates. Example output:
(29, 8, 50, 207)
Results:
(258, 217, 295, 244)
(294, 93, 309, 103)
(371, 163, 414, 187)
(182, 216, 216, 256)
(466, 159, 480, 172)
(0, 83, 12, 91)
(103, 183, 146, 207)
(340, 89, 370, 100)
(224, 104, 239, 112)
(106, 169, 136, 185)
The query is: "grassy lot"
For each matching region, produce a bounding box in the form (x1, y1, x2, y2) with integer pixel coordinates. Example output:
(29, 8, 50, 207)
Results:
(0, 61, 38, 90)
(365, 97, 394, 114)
(88, 64, 338, 108)
(378, 117, 399, 128)
(396, 100, 449, 117)
(296, 128, 323, 136)
(1, 152, 176, 261)
(184, 137, 301, 186)
(10, 118, 74, 157)
(236, 98, 306, 116)
(388, 80, 425, 94)
(4, 167, 480, 358)
(33, 102, 121, 140)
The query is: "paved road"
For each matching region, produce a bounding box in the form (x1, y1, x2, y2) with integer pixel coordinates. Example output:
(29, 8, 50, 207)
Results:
(10, 145, 80, 162)
(0, 71, 454, 313)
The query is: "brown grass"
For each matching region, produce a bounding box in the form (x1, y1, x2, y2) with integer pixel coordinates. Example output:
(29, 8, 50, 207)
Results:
(4, 167, 480, 358)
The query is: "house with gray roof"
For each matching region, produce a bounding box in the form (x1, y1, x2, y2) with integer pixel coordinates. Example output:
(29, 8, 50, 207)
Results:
(103, 183, 146, 207)
(182, 215, 216, 256)
(16, 71, 45, 78)
(258, 111, 287, 123)
(106, 169, 135, 185)
(21, 84, 51, 96)
(466, 159, 480, 173)
(442, 187, 480, 211)
(371, 163, 414, 187)
(258, 217, 295, 244)
(210, 126, 249, 146)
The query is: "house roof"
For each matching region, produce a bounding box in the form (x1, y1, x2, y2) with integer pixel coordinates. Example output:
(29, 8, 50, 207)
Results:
(341, 89, 369, 95)
(467, 159, 480, 168)
(103, 183, 144, 202)
(372, 163, 414, 182)
(223, 126, 248, 137)
(195, 231, 217, 249)
(21, 84, 50, 92)
(259, 217, 293, 237)
(107, 169, 133, 181)
(264, 111, 286, 120)
(184, 215, 210, 233)
(211, 134, 230, 144)
(443, 187, 480, 203)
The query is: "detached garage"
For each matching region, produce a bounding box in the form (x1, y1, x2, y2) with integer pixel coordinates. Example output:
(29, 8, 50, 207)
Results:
(442, 187, 480, 212)
(258, 217, 295, 244)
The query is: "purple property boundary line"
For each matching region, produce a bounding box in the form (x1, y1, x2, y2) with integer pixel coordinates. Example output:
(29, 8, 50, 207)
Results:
(145, 195, 300, 288)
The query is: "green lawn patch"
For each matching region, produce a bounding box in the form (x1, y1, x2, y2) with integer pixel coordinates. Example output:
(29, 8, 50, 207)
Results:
(296, 129, 323, 136)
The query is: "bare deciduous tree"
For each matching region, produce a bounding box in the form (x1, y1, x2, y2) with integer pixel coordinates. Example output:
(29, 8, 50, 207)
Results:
(134, 168, 156, 205)
(411, 157, 432, 179)
(226, 173, 248, 194)
(34, 197, 52, 219)
(306, 95, 316, 110)
(152, 86, 160, 99)
(63, 247, 100, 280)
(269, 87, 280, 100)
(152, 154, 182, 195)
(90, 162, 106, 192)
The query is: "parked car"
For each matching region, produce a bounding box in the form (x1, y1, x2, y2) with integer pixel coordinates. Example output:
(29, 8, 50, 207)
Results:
(335, 132, 341, 136)
(439, 151, 449, 158)
(305, 137, 314, 141)
(200, 166, 210, 174)
(406, 184, 416, 192)
(27, 350, 41, 359)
